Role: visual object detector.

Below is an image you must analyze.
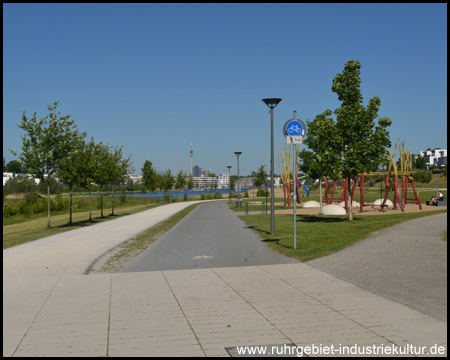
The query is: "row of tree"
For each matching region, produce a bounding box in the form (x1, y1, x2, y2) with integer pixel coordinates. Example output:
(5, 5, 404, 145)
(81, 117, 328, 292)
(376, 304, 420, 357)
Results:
(9, 100, 131, 227)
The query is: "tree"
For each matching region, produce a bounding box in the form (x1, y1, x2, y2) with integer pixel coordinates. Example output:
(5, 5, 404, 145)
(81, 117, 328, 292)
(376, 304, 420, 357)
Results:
(298, 110, 342, 214)
(253, 165, 267, 191)
(141, 160, 157, 206)
(175, 170, 187, 199)
(77, 138, 101, 222)
(126, 178, 135, 192)
(93, 142, 114, 218)
(11, 99, 83, 227)
(110, 148, 131, 215)
(56, 129, 86, 224)
(414, 156, 427, 170)
(187, 175, 194, 198)
(6, 160, 22, 174)
(162, 169, 174, 201)
(331, 60, 392, 220)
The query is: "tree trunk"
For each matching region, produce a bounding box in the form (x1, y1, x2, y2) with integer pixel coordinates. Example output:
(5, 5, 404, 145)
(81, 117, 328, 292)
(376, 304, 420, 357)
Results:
(89, 187, 92, 222)
(111, 184, 115, 216)
(69, 189, 73, 225)
(47, 181, 51, 228)
(100, 186, 104, 218)
(319, 177, 323, 215)
(348, 178, 353, 221)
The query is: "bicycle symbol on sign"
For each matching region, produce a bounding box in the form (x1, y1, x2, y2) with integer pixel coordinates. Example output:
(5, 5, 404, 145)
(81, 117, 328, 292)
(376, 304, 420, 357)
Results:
(287, 123, 302, 135)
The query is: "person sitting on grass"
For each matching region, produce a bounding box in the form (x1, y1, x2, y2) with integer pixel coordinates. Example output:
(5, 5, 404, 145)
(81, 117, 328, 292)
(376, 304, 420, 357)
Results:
(430, 190, 444, 206)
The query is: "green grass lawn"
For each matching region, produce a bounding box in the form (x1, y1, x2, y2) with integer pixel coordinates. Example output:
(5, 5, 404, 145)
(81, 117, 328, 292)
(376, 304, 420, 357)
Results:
(238, 209, 446, 262)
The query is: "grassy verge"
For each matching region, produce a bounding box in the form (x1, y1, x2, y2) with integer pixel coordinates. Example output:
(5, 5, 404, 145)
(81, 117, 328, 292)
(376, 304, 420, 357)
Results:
(3, 203, 158, 249)
(238, 209, 447, 262)
(94, 203, 202, 273)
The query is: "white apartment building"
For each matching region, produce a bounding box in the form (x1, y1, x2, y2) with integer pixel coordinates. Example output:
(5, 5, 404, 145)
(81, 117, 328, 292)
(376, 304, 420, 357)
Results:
(192, 176, 220, 189)
(217, 173, 230, 188)
(420, 148, 447, 169)
(191, 173, 230, 189)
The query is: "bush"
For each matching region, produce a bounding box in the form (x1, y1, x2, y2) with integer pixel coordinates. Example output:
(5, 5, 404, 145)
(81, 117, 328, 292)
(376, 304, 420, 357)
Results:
(3, 204, 17, 217)
(51, 194, 69, 212)
(74, 197, 89, 211)
(256, 188, 269, 197)
(213, 191, 222, 199)
(183, 193, 188, 201)
(164, 192, 174, 202)
(3, 176, 37, 194)
(414, 169, 432, 184)
(32, 198, 47, 214)
(24, 192, 40, 205)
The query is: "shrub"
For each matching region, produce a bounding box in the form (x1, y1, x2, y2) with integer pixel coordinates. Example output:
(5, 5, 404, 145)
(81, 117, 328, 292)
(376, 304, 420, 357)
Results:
(414, 169, 432, 184)
(24, 192, 40, 205)
(164, 192, 174, 202)
(32, 198, 47, 214)
(3, 176, 37, 194)
(183, 193, 188, 201)
(3, 204, 17, 217)
(256, 188, 269, 197)
(51, 194, 69, 212)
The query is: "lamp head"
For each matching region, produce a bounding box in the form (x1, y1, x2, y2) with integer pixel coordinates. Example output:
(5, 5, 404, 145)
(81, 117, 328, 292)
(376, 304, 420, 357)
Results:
(262, 98, 282, 109)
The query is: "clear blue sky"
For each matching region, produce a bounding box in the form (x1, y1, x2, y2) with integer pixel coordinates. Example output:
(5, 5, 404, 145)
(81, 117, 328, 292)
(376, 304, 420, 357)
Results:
(3, 3, 447, 176)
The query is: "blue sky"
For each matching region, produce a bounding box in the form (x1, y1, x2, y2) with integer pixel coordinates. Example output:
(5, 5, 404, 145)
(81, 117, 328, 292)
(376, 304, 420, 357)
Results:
(3, 3, 447, 176)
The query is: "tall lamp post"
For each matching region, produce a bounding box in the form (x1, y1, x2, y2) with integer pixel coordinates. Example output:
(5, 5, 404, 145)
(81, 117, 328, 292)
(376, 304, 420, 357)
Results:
(227, 165, 232, 203)
(234, 152, 242, 208)
(262, 98, 282, 235)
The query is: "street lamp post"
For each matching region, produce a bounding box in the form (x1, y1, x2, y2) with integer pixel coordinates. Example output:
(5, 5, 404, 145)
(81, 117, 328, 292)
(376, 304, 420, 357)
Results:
(234, 152, 242, 208)
(262, 98, 282, 235)
(227, 165, 232, 203)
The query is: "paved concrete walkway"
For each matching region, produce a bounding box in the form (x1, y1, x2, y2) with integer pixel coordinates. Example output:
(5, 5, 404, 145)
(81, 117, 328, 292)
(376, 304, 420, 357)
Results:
(3, 201, 447, 357)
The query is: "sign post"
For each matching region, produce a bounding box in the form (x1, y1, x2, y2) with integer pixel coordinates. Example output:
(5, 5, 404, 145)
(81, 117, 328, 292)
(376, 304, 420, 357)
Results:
(283, 111, 306, 250)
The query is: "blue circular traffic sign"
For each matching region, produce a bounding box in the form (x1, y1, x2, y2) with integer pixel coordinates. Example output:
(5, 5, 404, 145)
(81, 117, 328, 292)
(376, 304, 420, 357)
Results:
(286, 120, 303, 136)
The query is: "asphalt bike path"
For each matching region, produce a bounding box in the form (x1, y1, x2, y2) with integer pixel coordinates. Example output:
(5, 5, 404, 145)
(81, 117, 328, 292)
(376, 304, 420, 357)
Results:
(121, 200, 298, 272)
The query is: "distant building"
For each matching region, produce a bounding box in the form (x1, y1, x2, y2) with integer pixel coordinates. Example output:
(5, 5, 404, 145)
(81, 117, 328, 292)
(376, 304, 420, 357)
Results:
(420, 148, 447, 169)
(193, 165, 202, 177)
(217, 173, 230, 188)
(3, 173, 44, 186)
(127, 174, 142, 185)
(192, 176, 220, 189)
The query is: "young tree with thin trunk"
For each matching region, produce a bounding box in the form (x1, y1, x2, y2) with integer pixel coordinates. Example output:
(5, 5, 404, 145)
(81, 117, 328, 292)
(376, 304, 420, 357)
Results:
(57, 130, 86, 224)
(298, 110, 342, 215)
(175, 170, 187, 199)
(141, 160, 157, 206)
(11, 99, 83, 228)
(331, 60, 392, 220)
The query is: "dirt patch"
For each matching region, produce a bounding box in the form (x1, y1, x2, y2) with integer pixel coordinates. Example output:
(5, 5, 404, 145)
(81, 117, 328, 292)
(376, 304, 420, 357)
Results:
(271, 202, 446, 216)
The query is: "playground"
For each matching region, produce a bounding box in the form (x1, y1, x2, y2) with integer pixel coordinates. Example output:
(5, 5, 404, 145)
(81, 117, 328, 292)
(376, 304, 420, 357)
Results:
(271, 200, 446, 216)
(271, 138, 447, 216)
